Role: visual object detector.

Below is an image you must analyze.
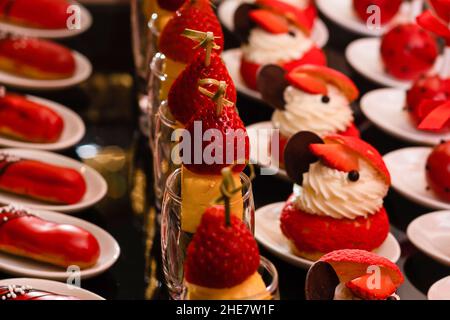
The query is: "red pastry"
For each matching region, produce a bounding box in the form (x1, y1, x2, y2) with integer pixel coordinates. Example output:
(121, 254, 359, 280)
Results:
(0, 37, 76, 80)
(426, 141, 450, 202)
(0, 206, 100, 268)
(0, 153, 86, 204)
(0, 0, 71, 29)
(0, 93, 64, 143)
(353, 0, 402, 25)
(0, 285, 79, 300)
(280, 132, 391, 261)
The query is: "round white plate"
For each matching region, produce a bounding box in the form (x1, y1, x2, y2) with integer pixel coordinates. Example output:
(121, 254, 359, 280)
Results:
(407, 210, 450, 267)
(255, 202, 401, 269)
(0, 2, 92, 39)
(0, 278, 104, 300)
(0, 50, 92, 91)
(0, 148, 107, 212)
(316, 0, 410, 37)
(346, 38, 442, 90)
(360, 88, 450, 146)
(0, 208, 120, 280)
(428, 276, 450, 300)
(217, 0, 329, 48)
(0, 95, 85, 151)
(247, 121, 289, 180)
(383, 147, 450, 210)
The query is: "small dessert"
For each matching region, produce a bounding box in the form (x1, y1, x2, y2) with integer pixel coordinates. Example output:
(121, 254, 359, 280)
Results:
(0, 153, 86, 204)
(426, 140, 450, 202)
(429, 0, 450, 22)
(0, 206, 100, 268)
(180, 79, 249, 233)
(0, 285, 79, 300)
(0, 93, 64, 143)
(168, 29, 236, 125)
(158, 0, 224, 100)
(380, 23, 438, 81)
(256, 0, 317, 30)
(0, 37, 76, 80)
(353, 0, 402, 25)
(305, 249, 404, 300)
(234, 1, 326, 90)
(257, 64, 360, 166)
(280, 132, 391, 261)
(0, 0, 71, 29)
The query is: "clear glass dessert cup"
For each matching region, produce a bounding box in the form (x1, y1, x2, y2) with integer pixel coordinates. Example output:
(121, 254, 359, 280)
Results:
(161, 168, 255, 300)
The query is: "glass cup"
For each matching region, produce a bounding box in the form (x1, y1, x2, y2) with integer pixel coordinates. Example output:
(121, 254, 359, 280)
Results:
(161, 168, 255, 300)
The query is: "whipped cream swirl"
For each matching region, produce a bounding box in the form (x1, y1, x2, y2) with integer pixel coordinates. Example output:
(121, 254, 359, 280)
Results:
(294, 158, 389, 220)
(242, 27, 313, 65)
(272, 85, 354, 138)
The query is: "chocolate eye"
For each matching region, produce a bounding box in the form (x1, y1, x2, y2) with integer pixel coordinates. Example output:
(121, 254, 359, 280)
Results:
(321, 96, 330, 103)
(288, 31, 296, 37)
(348, 170, 359, 182)
(386, 295, 398, 301)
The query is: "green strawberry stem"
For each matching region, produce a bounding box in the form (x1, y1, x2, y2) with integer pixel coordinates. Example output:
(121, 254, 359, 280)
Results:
(182, 29, 221, 67)
(198, 78, 233, 115)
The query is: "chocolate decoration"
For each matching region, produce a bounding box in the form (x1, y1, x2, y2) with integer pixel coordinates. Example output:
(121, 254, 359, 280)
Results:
(233, 3, 257, 43)
(305, 261, 340, 300)
(283, 131, 324, 185)
(257, 64, 289, 110)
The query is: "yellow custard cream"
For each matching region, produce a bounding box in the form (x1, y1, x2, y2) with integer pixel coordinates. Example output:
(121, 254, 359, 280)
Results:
(186, 273, 270, 300)
(181, 166, 244, 233)
(160, 57, 187, 101)
(144, 0, 174, 30)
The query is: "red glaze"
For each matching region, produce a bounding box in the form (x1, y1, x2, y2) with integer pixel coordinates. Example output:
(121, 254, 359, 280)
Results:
(0, 285, 78, 300)
(0, 0, 71, 29)
(240, 46, 326, 90)
(407, 76, 450, 110)
(0, 37, 76, 78)
(426, 141, 450, 202)
(0, 156, 86, 204)
(0, 208, 100, 268)
(280, 196, 390, 254)
(353, 0, 402, 25)
(0, 94, 64, 143)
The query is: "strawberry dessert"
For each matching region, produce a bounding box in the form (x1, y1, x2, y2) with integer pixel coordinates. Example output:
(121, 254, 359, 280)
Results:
(426, 140, 450, 202)
(353, 0, 402, 25)
(305, 249, 404, 300)
(234, 0, 326, 90)
(184, 205, 267, 299)
(280, 132, 391, 261)
(257, 64, 360, 166)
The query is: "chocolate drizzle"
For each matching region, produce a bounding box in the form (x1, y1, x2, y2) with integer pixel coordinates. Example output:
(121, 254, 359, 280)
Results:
(0, 206, 34, 227)
(0, 153, 21, 177)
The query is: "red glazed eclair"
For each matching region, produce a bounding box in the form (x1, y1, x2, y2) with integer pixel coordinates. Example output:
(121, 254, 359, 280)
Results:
(0, 37, 76, 80)
(0, 94, 64, 143)
(0, 206, 100, 269)
(0, 285, 79, 300)
(0, 0, 71, 29)
(0, 153, 86, 204)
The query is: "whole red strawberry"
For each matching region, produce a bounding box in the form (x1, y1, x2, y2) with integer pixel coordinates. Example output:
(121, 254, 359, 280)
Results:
(184, 205, 260, 289)
(380, 24, 438, 80)
(353, 0, 402, 25)
(426, 141, 450, 202)
(159, 0, 224, 64)
(157, 0, 185, 11)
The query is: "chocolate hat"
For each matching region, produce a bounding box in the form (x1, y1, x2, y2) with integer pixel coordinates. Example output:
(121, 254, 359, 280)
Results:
(305, 261, 340, 300)
(257, 64, 289, 110)
(234, 3, 258, 42)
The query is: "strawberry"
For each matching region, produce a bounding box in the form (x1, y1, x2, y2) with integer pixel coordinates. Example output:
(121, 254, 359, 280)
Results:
(380, 24, 439, 81)
(183, 79, 249, 174)
(417, 10, 450, 45)
(346, 273, 397, 300)
(168, 30, 236, 125)
(353, 0, 402, 25)
(309, 143, 359, 172)
(429, 0, 450, 22)
(417, 101, 450, 131)
(407, 75, 450, 111)
(249, 9, 289, 34)
(426, 140, 450, 202)
(157, 0, 185, 12)
(159, 0, 224, 64)
(285, 72, 328, 95)
(184, 205, 260, 289)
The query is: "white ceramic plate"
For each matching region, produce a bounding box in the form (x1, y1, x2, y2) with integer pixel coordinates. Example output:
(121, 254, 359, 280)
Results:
(383, 147, 450, 210)
(0, 50, 92, 91)
(407, 210, 450, 267)
(428, 276, 450, 300)
(217, 0, 329, 48)
(0, 148, 108, 212)
(247, 121, 289, 180)
(360, 88, 450, 146)
(255, 202, 401, 269)
(346, 38, 442, 89)
(0, 278, 104, 300)
(0, 2, 92, 39)
(0, 95, 85, 151)
(0, 208, 120, 280)
(316, 0, 410, 37)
